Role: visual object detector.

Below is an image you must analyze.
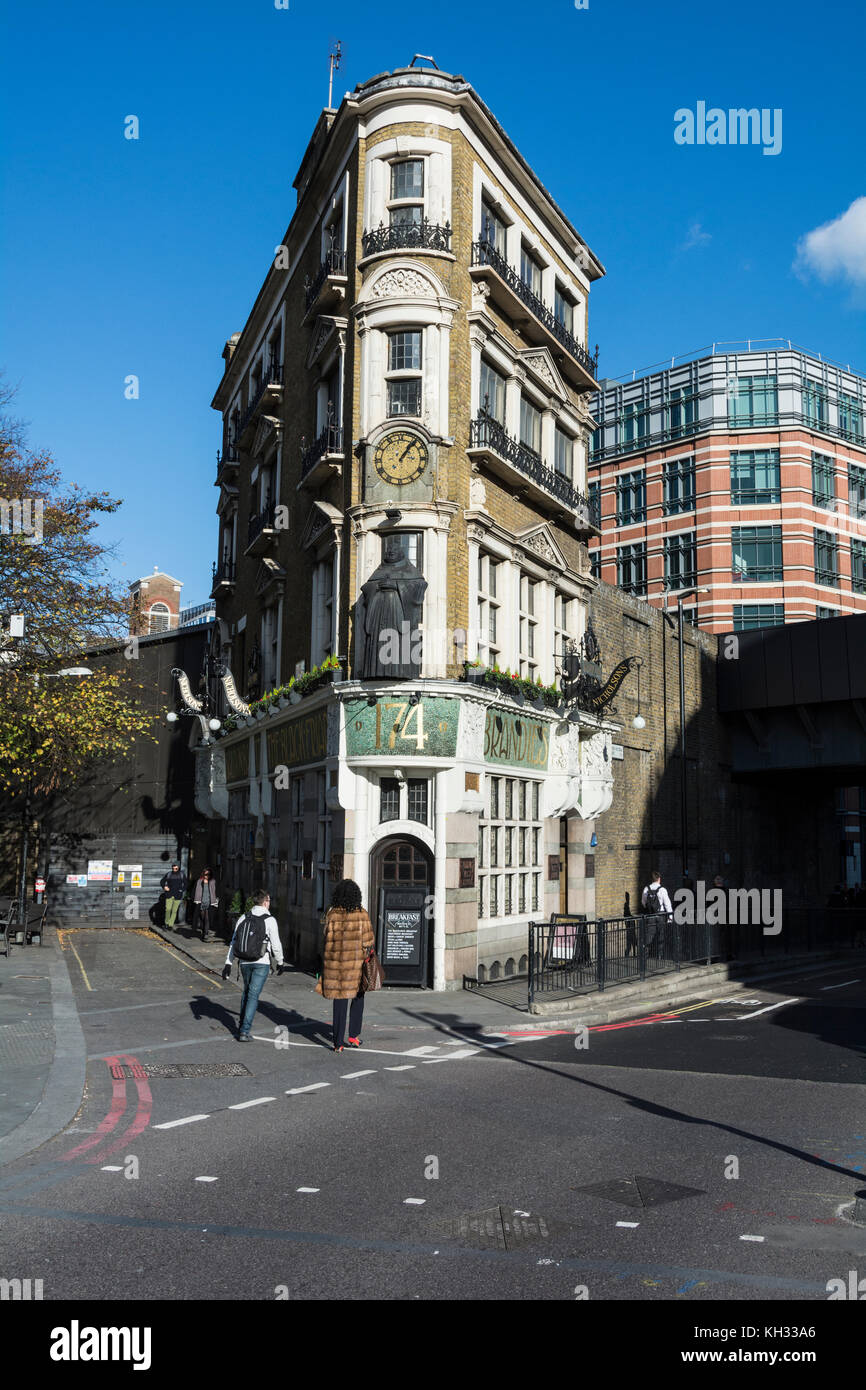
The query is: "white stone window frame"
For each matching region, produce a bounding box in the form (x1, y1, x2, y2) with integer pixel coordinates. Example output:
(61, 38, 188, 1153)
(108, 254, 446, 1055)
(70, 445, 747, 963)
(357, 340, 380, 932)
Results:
(148, 602, 171, 633)
(385, 328, 424, 420)
(377, 772, 432, 829)
(355, 261, 457, 440)
(315, 333, 345, 436)
(478, 772, 542, 926)
(321, 170, 350, 261)
(518, 573, 539, 681)
(470, 332, 585, 479)
(477, 551, 502, 668)
(467, 529, 514, 669)
(363, 137, 452, 247)
(304, 503, 343, 671)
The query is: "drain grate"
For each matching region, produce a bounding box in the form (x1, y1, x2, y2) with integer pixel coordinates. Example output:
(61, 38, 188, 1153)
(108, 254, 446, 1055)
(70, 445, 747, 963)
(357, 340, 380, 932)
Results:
(574, 1175, 705, 1209)
(432, 1205, 550, 1250)
(109, 1062, 252, 1080)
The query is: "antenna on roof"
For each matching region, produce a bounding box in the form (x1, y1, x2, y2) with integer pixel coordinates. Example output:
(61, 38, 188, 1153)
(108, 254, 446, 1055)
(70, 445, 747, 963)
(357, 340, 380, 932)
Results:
(409, 54, 439, 69)
(328, 40, 342, 109)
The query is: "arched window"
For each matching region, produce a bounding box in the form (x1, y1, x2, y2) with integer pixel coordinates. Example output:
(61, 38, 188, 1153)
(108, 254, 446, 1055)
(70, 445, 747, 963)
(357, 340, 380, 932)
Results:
(148, 603, 170, 633)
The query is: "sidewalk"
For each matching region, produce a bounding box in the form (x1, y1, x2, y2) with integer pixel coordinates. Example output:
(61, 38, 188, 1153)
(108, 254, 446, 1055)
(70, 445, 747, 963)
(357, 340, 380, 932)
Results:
(0, 937, 86, 1167)
(149, 919, 859, 1031)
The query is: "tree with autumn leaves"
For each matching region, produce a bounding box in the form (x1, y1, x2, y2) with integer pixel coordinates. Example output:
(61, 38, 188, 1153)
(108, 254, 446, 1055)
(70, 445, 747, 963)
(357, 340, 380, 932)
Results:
(0, 381, 155, 897)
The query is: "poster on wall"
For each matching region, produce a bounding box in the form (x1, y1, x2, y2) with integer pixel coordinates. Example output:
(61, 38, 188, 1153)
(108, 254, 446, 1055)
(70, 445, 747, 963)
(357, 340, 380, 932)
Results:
(131, 872, 142, 890)
(87, 860, 112, 882)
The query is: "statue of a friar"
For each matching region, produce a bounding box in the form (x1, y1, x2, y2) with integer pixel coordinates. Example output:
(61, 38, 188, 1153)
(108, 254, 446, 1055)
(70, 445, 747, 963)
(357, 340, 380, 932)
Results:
(358, 536, 427, 680)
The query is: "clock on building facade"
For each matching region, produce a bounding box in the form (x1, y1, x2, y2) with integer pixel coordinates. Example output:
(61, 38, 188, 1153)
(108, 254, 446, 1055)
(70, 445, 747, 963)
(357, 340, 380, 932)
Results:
(373, 430, 428, 486)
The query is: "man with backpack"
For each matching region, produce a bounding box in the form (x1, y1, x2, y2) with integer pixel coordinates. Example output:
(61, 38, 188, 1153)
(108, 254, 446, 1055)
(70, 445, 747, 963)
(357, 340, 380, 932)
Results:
(641, 870, 673, 958)
(221, 889, 283, 1041)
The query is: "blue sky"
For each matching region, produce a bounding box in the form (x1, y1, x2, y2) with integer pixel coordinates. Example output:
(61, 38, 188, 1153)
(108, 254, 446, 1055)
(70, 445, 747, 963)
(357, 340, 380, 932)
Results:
(2, 0, 863, 606)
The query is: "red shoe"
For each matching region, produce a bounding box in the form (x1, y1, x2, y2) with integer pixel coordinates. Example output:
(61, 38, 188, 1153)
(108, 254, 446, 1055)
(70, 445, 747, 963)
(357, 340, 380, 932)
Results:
(346, 1036, 362, 1048)
(333, 1044, 343, 1052)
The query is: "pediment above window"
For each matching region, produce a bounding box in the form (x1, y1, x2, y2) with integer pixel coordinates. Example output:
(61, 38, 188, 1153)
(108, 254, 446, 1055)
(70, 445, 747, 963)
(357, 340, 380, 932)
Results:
(301, 498, 343, 552)
(515, 523, 569, 571)
(253, 557, 287, 599)
(307, 315, 348, 371)
(250, 413, 281, 461)
(519, 347, 568, 403)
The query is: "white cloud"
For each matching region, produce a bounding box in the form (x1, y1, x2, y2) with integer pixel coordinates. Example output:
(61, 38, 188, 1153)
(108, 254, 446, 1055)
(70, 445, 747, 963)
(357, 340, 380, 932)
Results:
(795, 197, 866, 286)
(681, 221, 711, 251)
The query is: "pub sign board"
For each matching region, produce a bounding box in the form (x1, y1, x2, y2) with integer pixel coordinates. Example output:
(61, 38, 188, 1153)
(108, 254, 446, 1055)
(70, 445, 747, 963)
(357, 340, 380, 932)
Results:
(345, 696, 459, 759)
(376, 887, 429, 986)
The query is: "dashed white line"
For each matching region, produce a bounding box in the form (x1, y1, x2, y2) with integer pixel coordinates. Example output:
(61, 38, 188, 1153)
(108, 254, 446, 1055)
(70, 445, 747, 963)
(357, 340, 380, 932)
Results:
(229, 1097, 276, 1110)
(616, 1221, 640, 1228)
(385, 1065, 416, 1071)
(821, 980, 859, 991)
(404, 1198, 426, 1205)
(740, 1234, 765, 1242)
(341, 1070, 376, 1079)
(297, 1187, 320, 1194)
(285, 1083, 330, 1095)
(152, 1114, 210, 1130)
(195, 1176, 218, 1183)
(735, 998, 799, 1019)
(101, 1165, 123, 1172)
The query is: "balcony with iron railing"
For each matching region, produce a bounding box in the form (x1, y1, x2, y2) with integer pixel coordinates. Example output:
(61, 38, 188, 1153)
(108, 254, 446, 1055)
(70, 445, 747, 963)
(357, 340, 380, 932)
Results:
(305, 244, 348, 315)
(237, 361, 284, 447)
(211, 556, 237, 596)
(468, 414, 599, 530)
(361, 218, 452, 259)
(216, 437, 240, 482)
(299, 419, 344, 489)
(470, 239, 599, 390)
(246, 498, 277, 555)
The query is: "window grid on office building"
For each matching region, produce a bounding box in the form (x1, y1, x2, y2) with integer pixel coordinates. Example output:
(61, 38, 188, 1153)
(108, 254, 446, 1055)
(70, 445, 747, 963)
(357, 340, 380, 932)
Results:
(621, 402, 649, 448)
(817, 606, 839, 619)
(812, 452, 836, 509)
(731, 526, 783, 583)
(852, 539, 866, 595)
(814, 528, 839, 587)
(617, 469, 646, 524)
(663, 457, 695, 515)
(477, 552, 501, 666)
(518, 574, 539, 680)
(840, 393, 864, 442)
(664, 532, 697, 591)
(728, 375, 778, 425)
(730, 449, 781, 505)
(732, 604, 786, 631)
(668, 387, 697, 438)
(850, 465, 866, 520)
(803, 379, 828, 425)
(478, 776, 541, 922)
(617, 542, 647, 596)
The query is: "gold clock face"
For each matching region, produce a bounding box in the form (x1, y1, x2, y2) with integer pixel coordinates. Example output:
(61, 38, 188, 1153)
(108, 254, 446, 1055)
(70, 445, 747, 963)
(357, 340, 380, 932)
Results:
(374, 431, 428, 486)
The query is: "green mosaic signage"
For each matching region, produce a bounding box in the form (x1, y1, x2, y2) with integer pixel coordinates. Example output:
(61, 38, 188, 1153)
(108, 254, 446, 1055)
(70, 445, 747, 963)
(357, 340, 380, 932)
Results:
(345, 696, 459, 758)
(483, 707, 550, 770)
(266, 706, 329, 772)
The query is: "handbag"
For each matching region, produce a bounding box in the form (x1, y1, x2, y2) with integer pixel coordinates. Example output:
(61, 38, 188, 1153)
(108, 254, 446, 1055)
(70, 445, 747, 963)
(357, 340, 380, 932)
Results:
(360, 945, 385, 993)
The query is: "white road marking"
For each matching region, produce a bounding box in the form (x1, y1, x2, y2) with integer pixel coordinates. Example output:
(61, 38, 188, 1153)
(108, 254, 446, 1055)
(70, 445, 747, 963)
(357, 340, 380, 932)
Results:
(341, 1070, 376, 1079)
(735, 998, 799, 1019)
(821, 980, 860, 991)
(229, 1097, 276, 1109)
(101, 1165, 123, 1172)
(404, 1197, 426, 1205)
(385, 1065, 416, 1071)
(616, 1221, 640, 1228)
(740, 1234, 765, 1242)
(153, 1114, 210, 1129)
(513, 1210, 531, 1216)
(405, 1045, 442, 1056)
(195, 1176, 218, 1183)
(297, 1186, 320, 1193)
(285, 1083, 330, 1095)
(422, 1048, 481, 1062)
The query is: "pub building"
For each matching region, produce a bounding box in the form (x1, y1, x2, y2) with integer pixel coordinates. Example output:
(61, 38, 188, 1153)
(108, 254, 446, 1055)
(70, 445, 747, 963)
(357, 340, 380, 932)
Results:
(192, 58, 623, 988)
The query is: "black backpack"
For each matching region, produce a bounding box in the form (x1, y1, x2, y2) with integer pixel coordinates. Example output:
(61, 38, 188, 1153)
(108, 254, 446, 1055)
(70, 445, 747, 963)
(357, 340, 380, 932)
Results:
(644, 885, 661, 914)
(234, 912, 268, 961)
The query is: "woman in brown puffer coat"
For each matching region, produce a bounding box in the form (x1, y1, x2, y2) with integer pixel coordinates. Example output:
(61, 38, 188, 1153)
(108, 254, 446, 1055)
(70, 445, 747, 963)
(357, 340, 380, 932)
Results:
(321, 879, 375, 1052)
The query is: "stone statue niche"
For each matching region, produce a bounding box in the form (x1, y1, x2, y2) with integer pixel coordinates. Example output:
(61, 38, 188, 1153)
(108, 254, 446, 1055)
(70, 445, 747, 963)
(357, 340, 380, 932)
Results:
(358, 535, 428, 680)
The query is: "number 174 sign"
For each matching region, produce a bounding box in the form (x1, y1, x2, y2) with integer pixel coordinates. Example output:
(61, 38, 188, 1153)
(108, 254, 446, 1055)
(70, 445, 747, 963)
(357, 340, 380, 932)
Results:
(344, 696, 459, 759)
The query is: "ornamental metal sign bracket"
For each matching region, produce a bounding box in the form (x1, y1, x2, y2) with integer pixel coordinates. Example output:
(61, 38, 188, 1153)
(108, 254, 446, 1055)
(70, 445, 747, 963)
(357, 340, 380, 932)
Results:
(558, 619, 637, 715)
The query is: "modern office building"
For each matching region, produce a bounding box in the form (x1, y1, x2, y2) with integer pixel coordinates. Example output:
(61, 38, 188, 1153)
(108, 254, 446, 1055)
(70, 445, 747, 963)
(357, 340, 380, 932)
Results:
(194, 57, 612, 987)
(588, 340, 866, 631)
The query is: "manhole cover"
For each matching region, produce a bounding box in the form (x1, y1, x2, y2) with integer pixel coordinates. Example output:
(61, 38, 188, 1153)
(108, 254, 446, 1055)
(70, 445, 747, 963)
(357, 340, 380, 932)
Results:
(432, 1205, 550, 1250)
(109, 1062, 252, 1079)
(574, 1176, 705, 1209)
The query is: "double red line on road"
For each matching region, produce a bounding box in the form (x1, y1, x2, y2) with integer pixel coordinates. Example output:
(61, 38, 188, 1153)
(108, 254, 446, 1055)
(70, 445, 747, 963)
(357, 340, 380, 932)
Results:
(61, 1055, 153, 1164)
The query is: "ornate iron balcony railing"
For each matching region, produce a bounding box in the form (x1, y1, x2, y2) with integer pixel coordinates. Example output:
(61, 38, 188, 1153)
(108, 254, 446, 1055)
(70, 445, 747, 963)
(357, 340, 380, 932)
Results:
(301, 422, 344, 479)
(305, 246, 348, 312)
(470, 414, 598, 522)
(216, 439, 239, 477)
(362, 218, 452, 258)
(211, 556, 236, 587)
(247, 499, 276, 546)
(471, 239, 599, 380)
(238, 363, 284, 437)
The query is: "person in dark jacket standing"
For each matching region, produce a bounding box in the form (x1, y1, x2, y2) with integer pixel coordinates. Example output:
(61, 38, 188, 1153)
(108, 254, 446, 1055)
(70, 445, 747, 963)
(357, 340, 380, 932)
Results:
(321, 879, 375, 1052)
(193, 868, 218, 941)
(160, 863, 187, 928)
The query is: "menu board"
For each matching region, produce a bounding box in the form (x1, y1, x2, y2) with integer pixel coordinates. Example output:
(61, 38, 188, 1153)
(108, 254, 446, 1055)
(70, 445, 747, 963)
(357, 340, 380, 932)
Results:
(383, 908, 423, 967)
(377, 887, 429, 985)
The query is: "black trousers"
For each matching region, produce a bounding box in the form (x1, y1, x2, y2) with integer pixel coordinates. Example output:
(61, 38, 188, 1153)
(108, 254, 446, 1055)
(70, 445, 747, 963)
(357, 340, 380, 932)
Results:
(332, 992, 365, 1046)
(194, 904, 215, 938)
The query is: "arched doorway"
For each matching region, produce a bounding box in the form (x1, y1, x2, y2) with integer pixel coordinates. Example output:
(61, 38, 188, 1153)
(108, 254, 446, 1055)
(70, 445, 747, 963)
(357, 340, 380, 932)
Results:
(370, 836, 434, 987)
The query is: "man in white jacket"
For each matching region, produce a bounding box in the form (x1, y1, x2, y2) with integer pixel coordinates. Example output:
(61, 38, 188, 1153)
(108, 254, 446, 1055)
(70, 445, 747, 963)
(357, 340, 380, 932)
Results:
(641, 871, 673, 957)
(221, 889, 284, 1041)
